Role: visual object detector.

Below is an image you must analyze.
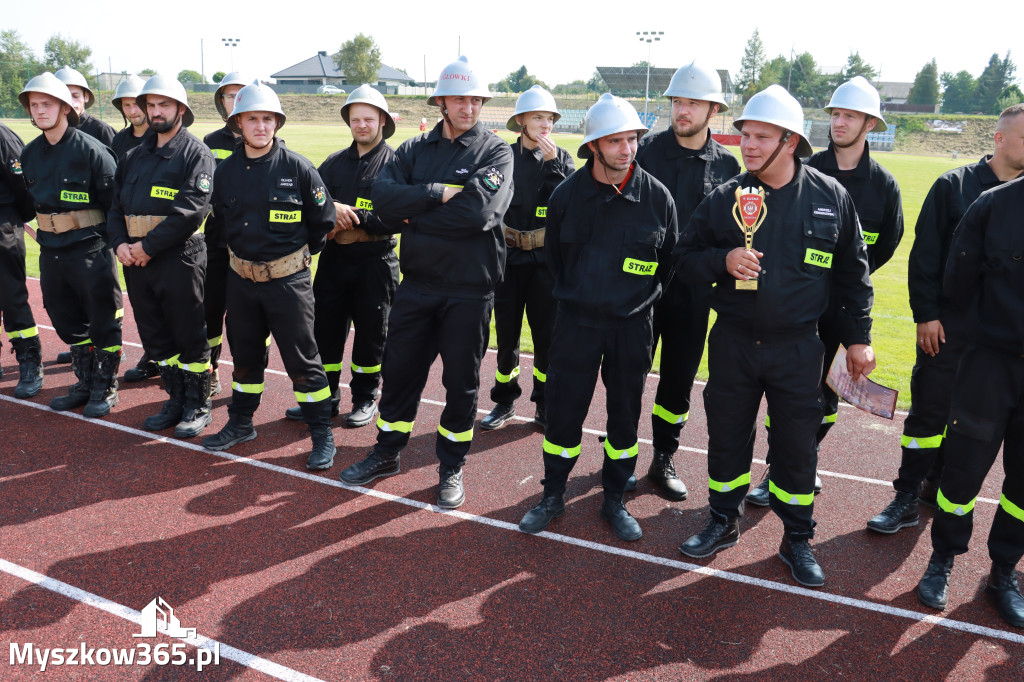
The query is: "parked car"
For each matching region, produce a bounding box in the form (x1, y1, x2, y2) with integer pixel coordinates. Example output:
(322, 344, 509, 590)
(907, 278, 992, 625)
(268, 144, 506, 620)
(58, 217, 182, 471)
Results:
(318, 85, 345, 94)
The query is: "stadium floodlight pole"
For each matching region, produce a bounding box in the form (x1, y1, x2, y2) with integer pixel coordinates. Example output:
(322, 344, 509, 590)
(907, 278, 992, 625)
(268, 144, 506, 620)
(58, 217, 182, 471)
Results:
(636, 31, 663, 122)
(222, 38, 241, 72)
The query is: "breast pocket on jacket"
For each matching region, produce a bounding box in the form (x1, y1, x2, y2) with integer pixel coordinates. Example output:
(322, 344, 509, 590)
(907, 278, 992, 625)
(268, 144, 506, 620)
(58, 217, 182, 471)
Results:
(267, 190, 303, 232)
(802, 218, 838, 276)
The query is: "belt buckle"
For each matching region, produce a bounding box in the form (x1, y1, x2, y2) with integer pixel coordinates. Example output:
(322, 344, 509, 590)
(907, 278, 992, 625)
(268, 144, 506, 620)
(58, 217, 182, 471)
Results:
(256, 261, 273, 282)
(503, 228, 517, 248)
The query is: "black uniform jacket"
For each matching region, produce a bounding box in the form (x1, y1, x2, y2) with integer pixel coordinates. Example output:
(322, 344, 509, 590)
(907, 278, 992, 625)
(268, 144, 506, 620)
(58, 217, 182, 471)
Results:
(107, 125, 215, 257)
(676, 161, 873, 347)
(22, 126, 116, 250)
(371, 121, 514, 297)
(908, 155, 1002, 323)
(546, 159, 678, 326)
(111, 127, 148, 163)
(202, 126, 239, 251)
(211, 139, 335, 262)
(504, 138, 575, 267)
(76, 113, 116, 147)
(637, 128, 741, 224)
(0, 123, 34, 224)
(318, 138, 399, 253)
(944, 177, 1024, 355)
(807, 141, 904, 273)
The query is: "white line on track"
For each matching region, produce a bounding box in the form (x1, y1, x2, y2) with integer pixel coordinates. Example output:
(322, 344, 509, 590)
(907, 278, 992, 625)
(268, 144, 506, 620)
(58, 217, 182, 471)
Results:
(1, 394, 1019, 647)
(0, 558, 324, 682)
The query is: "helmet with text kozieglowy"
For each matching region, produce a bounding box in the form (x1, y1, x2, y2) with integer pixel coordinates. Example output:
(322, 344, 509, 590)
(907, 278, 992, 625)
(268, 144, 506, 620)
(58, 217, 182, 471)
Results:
(428, 56, 491, 106)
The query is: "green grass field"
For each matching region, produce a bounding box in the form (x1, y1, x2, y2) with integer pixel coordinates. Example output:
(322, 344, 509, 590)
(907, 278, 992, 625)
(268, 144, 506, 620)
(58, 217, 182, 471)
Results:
(5, 118, 969, 407)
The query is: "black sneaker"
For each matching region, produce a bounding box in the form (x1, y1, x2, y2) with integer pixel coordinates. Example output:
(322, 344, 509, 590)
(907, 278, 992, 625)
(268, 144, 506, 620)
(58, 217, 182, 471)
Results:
(480, 403, 515, 430)
(339, 450, 400, 485)
(437, 465, 465, 509)
(679, 515, 740, 558)
(866, 491, 920, 534)
(778, 537, 825, 587)
(519, 494, 565, 534)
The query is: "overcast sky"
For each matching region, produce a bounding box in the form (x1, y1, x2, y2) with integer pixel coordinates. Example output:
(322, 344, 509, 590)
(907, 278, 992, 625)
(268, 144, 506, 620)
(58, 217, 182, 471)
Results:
(6, 1, 1019, 91)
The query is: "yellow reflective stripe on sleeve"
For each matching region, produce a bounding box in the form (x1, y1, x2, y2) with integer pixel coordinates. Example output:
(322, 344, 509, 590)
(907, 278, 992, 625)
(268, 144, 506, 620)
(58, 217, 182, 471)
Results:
(652, 404, 689, 425)
(158, 354, 180, 367)
(709, 472, 750, 493)
(533, 366, 546, 382)
(355, 197, 373, 210)
(101, 345, 121, 353)
(543, 438, 581, 459)
(208, 335, 223, 347)
(603, 440, 639, 460)
(181, 360, 212, 373)
(438, 424, 474, 442)
(151, 186, 179, 200)
(822, 412, 837, 424)
(535, 206, 547, 218)
(377, 416, 414, 433)
(1000, 494, 1024, 523)
(269, 210, 301, 223)
(6, 326, 39, 339)
(115, 308, 124, 320)
(622, 258, 658, 276)
(60, 190, 90, 203)
(232, 381, 264, 394)
(769, 480, 815, 506)
(294, 386, 332, 403)
(937, 489, 976, 516)
(495, 366, 520, 383)
(73, 338, 93, 346)
(901, 433, 944, 449)
(443, 184, 465, 188)
(862, 231, 879, 245)
(211, 148, 232, 159)
(323, 363, 344, 373)
(804, 249, 833, 268)
(351, 363, 381, 374)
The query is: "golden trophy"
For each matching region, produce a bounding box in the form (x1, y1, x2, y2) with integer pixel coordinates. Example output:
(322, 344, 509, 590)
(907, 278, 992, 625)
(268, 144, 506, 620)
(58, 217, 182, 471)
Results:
(731, 186, 768, 290)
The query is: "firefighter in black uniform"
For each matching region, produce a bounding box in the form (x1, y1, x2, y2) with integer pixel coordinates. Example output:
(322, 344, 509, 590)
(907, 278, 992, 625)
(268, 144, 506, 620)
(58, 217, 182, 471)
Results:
(339, 57, 514, 510)
(283, 84, 400, 428)
(107, 74, 216, 438)
(480, 85, 574, 432)
(55, 66, 116, 148)
(749, 76, 904, 507)
(518, 94, 678, 541)
(865, 104, 1024, 535)
(200, 71, 250, 395)
(634, 59, 740, 501)
(201, 81, 337, 469)
(676, 85, 875, 587)
(0, 121, 43, 398)
(110, 75, 149, 162)
(916, 171, 1024, 629)
(19, 72, 122, 417)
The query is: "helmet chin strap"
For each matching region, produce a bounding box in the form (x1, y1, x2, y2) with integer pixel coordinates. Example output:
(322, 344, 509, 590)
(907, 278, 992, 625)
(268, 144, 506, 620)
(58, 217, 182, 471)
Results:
(748, 131, 791, 178)
(595, 147, 632, 194)
(439, 97, 457, 138)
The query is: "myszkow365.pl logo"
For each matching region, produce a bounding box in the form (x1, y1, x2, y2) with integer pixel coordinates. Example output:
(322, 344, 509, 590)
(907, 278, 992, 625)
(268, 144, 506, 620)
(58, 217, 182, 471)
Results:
(9, 597, 220, 672)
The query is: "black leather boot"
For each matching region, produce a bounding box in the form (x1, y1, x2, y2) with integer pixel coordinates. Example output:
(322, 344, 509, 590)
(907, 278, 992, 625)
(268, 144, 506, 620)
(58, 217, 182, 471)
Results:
(519, 492, 565, 533)
(202, 413, 257, 451)
(680, 513, 740, 558)
(778, 536, 825, 587)
(83, 348, 120, 418)
(175, 369, 213, 438)
(600, 494, 642, 541)
(50, 345, 94, 410)
(866, 491, 920, 534)
(123, 354, 159, 382)
(11, 336, 44, 399)
(988, 562, 1024, 628)
(918, 552, 955, 609)
(144, 365, 186, 431)
(339, 450, 400, 485)
(648, 449, 688, 501)
(301, 399, 336, 470)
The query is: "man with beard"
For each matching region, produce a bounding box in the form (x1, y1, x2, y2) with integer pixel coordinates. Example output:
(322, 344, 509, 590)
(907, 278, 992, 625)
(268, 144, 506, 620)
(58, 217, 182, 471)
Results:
(107, 75, 216, 438)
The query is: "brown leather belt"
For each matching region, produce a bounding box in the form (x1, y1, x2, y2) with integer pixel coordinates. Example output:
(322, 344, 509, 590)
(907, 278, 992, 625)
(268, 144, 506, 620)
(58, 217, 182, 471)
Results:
(36, 209, 105, 234)
(126, 215, 166, 238)
(229, 246, 311, 283)
(503, 226, 545, 250)
(333, 228, 392, 245)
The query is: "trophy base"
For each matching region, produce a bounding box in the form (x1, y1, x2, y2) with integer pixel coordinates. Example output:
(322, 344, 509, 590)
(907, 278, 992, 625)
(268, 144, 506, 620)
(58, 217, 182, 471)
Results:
(736, 280, 758, 290)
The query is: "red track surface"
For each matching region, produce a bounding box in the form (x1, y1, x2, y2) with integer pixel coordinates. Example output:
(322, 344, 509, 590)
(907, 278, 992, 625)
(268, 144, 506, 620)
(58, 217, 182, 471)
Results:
(2, 277, 1022, 680)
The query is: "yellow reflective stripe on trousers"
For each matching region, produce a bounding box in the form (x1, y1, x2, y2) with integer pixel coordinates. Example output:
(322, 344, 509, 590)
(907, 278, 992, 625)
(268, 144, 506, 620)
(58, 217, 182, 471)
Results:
(265, 336, 272, 347)
(232, 381, 264, 394)
(496, 366, 520, 383)
(115, 308, 124, 319)
(438, 424, 473, 442)
(652, 403, 689, 425)
(377, 416, 414, 433)
(158, 354, 180, 367)
(73, 338, 93, 346)
(543, 438, 581, 459)
(603, 440, 639, 460)
(181, 359, 212, 373)
(323, 363, 344, 373)
(295, 386, 331, 403)
(101, 345, 121, 353)
(764, 414, 771, 428)
(769, 481, 815, 505)
(6, 326, 39, 339)
(208, 335, 223, 347)
(901, 433, 944, 449)
(533, 367, 546, 382)
(937, 488, 976, 516)
(709, 472, 750, 493)
(352, 363, 381, 374)
(1000, 494, 1024, 523)
(822, 412, 837, 424)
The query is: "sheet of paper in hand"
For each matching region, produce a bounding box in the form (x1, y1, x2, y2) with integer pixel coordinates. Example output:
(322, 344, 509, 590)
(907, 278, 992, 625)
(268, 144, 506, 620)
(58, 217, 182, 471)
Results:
(825, 345, 899, 420)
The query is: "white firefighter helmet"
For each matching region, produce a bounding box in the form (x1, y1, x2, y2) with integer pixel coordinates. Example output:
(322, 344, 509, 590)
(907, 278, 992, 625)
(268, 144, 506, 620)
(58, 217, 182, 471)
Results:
(428, 56, 491, 106)
(663, 59, 729, 112)
(214, 72, 251, 120)
(19, 72, 80, 127)
(507, 85, 560, 132)
(824, 76, 887, 132)
(138, 74, 196, 127)
(228, 80, 286, 134)
(341, 84, 396, 140)
(578, 93, 648, 159)
(54, 65, 96, 108)
(110, 74, 147, 114)
(734, 84, 812, 157)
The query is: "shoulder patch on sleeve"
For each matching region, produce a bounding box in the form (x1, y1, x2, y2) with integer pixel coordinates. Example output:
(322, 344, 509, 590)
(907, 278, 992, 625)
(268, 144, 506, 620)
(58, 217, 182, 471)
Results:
(313, 185, 327, 206)
(10, 158, 22, 176)
(482, 167, 504, 191)
(197, 172, 212, 193)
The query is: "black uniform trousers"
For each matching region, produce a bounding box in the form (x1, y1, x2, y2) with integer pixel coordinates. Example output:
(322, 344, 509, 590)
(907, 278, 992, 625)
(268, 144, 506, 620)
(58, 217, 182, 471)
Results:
(205, 246, 230, 370)
(39, 238, 122, 350)
(931, 345, 1024, 567)
(126, 235, 209, 369)
(375, 283, 493, 468)
(650, 278, 712, 454)
(312, 246, 399, 405)
(897, 312, 967, 494)
(541, 309, 654, 497)
(225, 268, 330, 423)
(0, 218, 36, 341)
(490, 259, 556, 407)
(704, 323, 823, 539)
